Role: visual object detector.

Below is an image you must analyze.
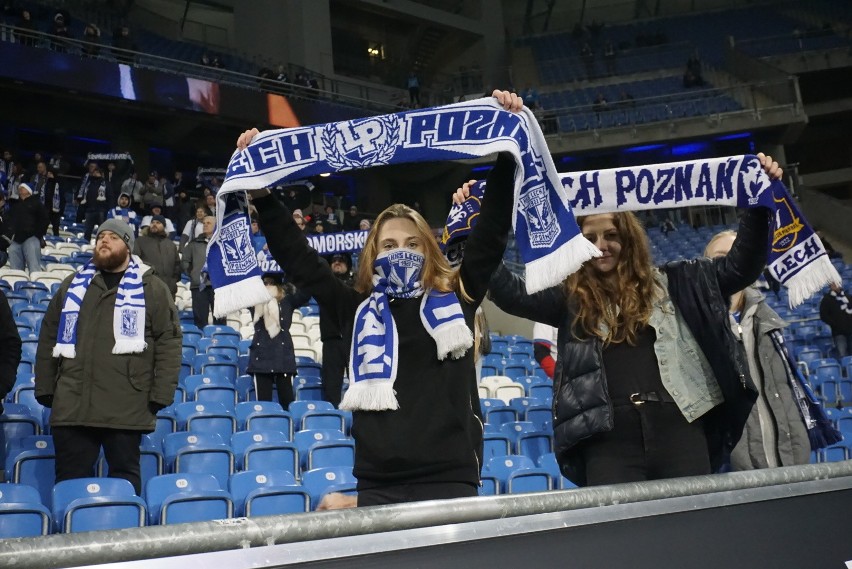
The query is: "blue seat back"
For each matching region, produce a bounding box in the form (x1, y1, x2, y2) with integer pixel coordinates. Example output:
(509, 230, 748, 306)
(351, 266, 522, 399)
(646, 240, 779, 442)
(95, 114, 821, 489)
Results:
(51, 478, 146, 533)
(300, 467, 356, 509)
(229, 470, 304, 517)
(144, 473, 232, 525)
(0, 483, 50, 538)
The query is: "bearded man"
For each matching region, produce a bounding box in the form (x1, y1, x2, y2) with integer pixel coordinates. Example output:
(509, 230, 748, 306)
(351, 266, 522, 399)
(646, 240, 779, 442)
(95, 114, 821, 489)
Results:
(35, 218, 181, 495)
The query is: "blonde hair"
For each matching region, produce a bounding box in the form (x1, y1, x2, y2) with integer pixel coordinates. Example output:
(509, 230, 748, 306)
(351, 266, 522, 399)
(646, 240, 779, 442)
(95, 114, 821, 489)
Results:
(355, 203, 468, 300)
(703, 230, 737, 258)
(566, 212, 661, 345)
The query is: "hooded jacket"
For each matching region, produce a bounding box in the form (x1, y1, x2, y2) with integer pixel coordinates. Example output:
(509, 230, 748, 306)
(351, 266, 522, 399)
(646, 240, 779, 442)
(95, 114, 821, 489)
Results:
(34, 260, 182, 430)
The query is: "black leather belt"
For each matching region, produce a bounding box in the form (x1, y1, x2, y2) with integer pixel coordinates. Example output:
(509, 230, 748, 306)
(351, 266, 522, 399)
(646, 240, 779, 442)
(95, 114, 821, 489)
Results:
(613, 390, 676, 407)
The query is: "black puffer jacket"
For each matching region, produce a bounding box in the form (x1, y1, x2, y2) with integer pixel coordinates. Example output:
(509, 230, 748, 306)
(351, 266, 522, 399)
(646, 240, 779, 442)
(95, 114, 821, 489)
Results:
(247, 287, 311, 375)
(489, 209, 770, 485)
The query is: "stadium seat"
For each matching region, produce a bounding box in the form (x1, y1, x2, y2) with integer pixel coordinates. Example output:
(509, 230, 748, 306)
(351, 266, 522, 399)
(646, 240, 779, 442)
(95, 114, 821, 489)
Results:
(145, 473, 233, 525)
(479, 476, 499, 496)
(300, 467, 356, 509)
(483, 455, 536, 493)
(163, 432, 234, 489)
(7, 437, 56, 506)
(174, 402, 237, 440)
(0, 483, 51, 538)
(193, 354, 238, 383)
(182, 375, 238, 409)
(483, 433, 512, 461)
(481, 398, 518, 426)
(524, 404, 553, 430)
(229, 470, 309, 517)
(51, 478, 146, 533)
(537, 453, 577, 490)
(230, 430, 298, 475)
(289, 401, 335, 429)
(306, 440, 355, 470)
(507, 468, 553, 494)
(1, 403, 42, 441)
(518, 432, 554, 464)
(235, 375, 256, 402)
(294, 429, 348, 472)
(301, 409, 347, 433)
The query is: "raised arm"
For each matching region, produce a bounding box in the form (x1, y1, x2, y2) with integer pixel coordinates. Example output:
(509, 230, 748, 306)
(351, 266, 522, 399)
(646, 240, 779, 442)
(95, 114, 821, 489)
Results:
(488, 263, 566, 327)
(713, 152, 781, 297)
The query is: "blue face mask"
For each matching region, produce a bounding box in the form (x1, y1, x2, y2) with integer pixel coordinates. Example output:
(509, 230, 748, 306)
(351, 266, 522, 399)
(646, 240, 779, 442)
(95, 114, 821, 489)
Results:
(373, 248, 425, 298)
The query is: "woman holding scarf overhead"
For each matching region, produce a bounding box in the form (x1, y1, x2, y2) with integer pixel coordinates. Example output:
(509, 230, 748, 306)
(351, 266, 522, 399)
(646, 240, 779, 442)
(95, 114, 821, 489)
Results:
(480, 154, 783, 487)
(236, 90, 522, 506)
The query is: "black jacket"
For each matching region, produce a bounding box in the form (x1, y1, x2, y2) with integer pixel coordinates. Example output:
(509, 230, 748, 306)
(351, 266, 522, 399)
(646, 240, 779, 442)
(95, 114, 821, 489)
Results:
(255, 153, 515, 488)
(43, 178, 67, 214)
(6, 196, 48, 243)
(247, 287, 311, 375)
(489, 209, 770, 485)
(0, 288, 23, 410)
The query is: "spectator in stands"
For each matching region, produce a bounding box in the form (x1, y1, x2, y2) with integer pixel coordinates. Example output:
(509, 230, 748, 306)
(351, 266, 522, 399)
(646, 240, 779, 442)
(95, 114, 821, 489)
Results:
(521, 85, 540, 110)
(581, 42, 595, 79)
(182, 215, 224, 327)
(48, 151, 69, 176)
(112, 26, 137, 64)
(16, 9, 37, 47)
(292, 208, 307, 232)
(820, 282, 852, 359)
(75, 161, 98, 224)
(81, 166, 112, 242)
(618, 89, 635, 108)
(35, 218, 181, 496)
(107, 193, 139, 234)
(82, 23, 101, 58)
(276, 64, 289, 83)
(104, 161, 121, 195)
(1, 150, 15, 180)
(50, 11, 72, 53)
(593, 92, 608, 123)
(237, 89, 520, 505)
(705, 231, 810, 470)
(140, 204, 176, 236)
(5, 162, 26, 202)
(487, 153, 782, 486)
(141, 171, 164, 211)
(312, 220, 325, 234)
(122, 172, 144, 214)
(211, 55, 225, 69)
(532, 322, 558, 379)
(43, 167, 66, 237)
(247, 274, 310, 407)
(343, 205, 362, 231)
(134, 214, 180, 297)
(250, 216, 266, 252)
(0, 286, 22, 416)
(179, 205, 209, 250)
(683, 69, 704, 88)
(661, 218, 677, 236)
(687, 52, 703, 81)
(323, 204, 340, 231)
(407, 71, 421, 107)
(359, 218, 372, 231)
(30, 160, 48, 203)
(205, 193, 217, 215)
(174, 189, 194, 234)
(5, 182, 47, 272)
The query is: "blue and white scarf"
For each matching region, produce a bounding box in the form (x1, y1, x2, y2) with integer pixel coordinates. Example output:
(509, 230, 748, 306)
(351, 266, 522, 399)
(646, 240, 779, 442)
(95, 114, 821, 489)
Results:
(441, 156, 841, 307)
(53, 255, 148, 358)
(342, 248, 472, 411)
(209, 97, 600, 317)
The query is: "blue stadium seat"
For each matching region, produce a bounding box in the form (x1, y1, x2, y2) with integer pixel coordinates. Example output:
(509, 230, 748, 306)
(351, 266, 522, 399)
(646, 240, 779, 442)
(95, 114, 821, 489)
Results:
(507, 468, 553, 494)
(524, 404, 552, 431)
(300, 467, 356, 509)
(289, 401, 335, 430)
(231, 430, 297, 475)
(518, 432, 554, 464)
(163, 432, 234, 489)
(483, 433, 512, 461)
(537, 453, 577, 490)
(483, 455, 536, 494)
(500, 421, 538, 448)
(193, 354, 238, 383)
(479, 476, 499, 496)
(821, 445, 849, 462)
(51, 478, 146, 533)
(0, 483, 51, 538)
(1, 403, 42, 441)
(296, 363, 322, 378)
(174, 402, 237, 440)
(306, 440, 355, 470)
(229, 470, 308, 517)
(145, 473, 232, 525)
(481, 398, 518, 426)
(301, 409, 347, 433)
(235, 375, 256, 402)
(7, 436, 56, 506)
(139, 434, 165, 490)
(182, 375, 238, 409)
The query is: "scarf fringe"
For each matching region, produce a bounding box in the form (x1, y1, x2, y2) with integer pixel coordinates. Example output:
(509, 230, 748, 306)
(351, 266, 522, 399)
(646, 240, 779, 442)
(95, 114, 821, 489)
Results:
(52, 344, 76, 359)
(434, 322, 474, 360)
(213, 276, 271, 319)
(785, 255, 839, 308)
(339, 381, 400, 411)
(113, 340, 148, 354)
(524, 233, 602, 294)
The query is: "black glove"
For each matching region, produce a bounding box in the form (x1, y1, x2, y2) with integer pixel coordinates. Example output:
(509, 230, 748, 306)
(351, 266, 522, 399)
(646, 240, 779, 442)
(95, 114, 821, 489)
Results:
(148, 401, 166, 416)
(36, 394, 54, 408)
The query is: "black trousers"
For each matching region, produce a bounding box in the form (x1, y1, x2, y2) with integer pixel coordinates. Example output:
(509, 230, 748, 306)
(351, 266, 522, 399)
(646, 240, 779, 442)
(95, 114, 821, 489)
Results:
(191, 288, 226, 329)
(52, 426, 143, 495)
(357, 481, 477, 507)
(83, 209, 106, 241)
(580, 402, 710, 486)
(254, 373, 295, 409)
(48, 211, 62, 236)
(321, 338, 348, 407)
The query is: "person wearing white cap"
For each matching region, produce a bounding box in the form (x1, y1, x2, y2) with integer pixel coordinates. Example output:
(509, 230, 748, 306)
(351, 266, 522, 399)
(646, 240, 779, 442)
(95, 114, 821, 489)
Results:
(5, 182, 47, 272)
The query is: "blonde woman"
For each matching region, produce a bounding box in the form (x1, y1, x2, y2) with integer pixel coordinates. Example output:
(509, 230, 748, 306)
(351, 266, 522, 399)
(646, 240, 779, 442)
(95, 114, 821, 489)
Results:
(481, 154, 783, 486)
(237, 89, 522, 506)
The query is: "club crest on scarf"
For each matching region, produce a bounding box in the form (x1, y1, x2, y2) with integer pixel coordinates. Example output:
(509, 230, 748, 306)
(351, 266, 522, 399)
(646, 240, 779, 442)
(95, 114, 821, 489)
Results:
(771, 194, 804, 253)
(519, 183, 560, 248)
(738, 155, 772, 206)
(120, 309, 138, 337)
(62, 313, 78, 343)
(322, 115, 401, 171)
(219, 216, 257, 277)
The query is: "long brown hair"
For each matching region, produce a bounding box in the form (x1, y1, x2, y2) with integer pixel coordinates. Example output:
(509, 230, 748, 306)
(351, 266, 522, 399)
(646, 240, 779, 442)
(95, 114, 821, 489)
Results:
(565, 212, 660, 345)
(355, 203, 464, 298)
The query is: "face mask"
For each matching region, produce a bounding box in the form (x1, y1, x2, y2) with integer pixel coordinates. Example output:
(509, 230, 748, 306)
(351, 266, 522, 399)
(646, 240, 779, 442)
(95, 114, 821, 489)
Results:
(373, 248, 425, 298)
